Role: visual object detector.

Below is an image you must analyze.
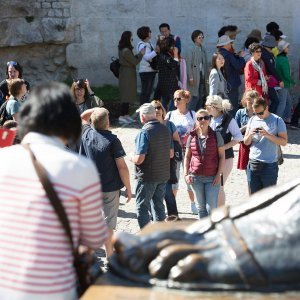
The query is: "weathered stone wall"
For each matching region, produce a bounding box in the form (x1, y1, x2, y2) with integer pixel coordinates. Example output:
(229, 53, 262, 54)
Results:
(0, 0, 299, 95)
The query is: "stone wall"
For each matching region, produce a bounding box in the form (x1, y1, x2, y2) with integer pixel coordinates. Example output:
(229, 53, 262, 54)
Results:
(0, 0, 299, 96)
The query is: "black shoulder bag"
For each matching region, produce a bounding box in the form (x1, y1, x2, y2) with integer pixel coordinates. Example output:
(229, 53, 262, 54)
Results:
(23, 144, 102, 297)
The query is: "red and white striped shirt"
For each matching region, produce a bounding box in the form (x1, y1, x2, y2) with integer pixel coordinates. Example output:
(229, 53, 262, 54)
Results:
(0, 133, 108, 300)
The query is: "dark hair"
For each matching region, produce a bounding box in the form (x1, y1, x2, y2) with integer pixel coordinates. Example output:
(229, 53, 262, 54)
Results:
(2, 120, 18, 129)
(253, 96, 267, 109)
(18, 82, 81, 144)
(191, 30, 203, 42)
(273, 29, 283, 41)
(211, 52, 224, 69)
(6, 61, 23, 79)
(158, 36, 175, 53)
(266, 21, 279, 34)
(70, 79, 89, 101)
(244, 37, 259, 49)
(118, 31, 133, 50)
(137, 26, 151, 40)
(218, 26, 228, 37)
(8, 78, 26, 97)
(249, 43, 262, 54)
(159, 23, 170, 31)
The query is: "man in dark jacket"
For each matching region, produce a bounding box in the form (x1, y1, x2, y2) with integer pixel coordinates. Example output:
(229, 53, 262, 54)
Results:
(217, 35, 245, 116)
(130, 103, 171, 228)
(261, 35, 284, 114)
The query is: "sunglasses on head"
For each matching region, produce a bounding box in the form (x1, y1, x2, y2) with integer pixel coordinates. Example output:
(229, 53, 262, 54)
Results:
(197, 115, 211, 121)
(174, 97, 183, 101)
(154, 106, 162, 110)
(7, 61, 18, 66)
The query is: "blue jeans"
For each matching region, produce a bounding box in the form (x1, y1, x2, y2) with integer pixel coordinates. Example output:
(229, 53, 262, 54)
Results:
(190, 175, 220, 219)
(248, 162, 278, 194)
(135, 180, 166, 228)
(268, 87, 279, 114)
(164, 182, 178, 216)
(139, 72, 156, 105)
(276, 88, 292, 120)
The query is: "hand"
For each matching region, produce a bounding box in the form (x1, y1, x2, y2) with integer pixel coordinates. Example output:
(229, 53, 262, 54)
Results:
(279, 81, 284, 88)
(184, 175, 193, 184)
(85, 78, 90, 87)
(213, 174, 221, 186)
(155, 45, 160, 53)
(257, 127, 269, 137)
(124, 188, 132, 203)
(189, 79, 194, 86)
(173, 47, 179, 56)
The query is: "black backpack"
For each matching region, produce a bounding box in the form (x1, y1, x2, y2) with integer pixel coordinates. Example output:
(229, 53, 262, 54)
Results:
(0, 101, 13, 126)
(110, 57, 120, 78)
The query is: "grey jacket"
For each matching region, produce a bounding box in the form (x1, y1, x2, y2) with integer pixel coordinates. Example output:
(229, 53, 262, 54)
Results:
(209, 68, 228, 98)
(186, 44, 209, 97)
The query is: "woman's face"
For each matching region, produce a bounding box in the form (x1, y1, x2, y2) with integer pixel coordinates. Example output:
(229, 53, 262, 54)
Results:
(153, 103, 163, 121)
(8, 66, 20, 79)
(196, 112, 211, 129)
(74, 86, 85, 100)
(216, 54, 225, 69)
(205, 103, 218, 117)
(174, 92, 187, 108)
(252, 48, 262, 61)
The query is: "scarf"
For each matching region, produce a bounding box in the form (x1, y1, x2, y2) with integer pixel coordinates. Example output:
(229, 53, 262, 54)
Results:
(251, 57, 268, 94)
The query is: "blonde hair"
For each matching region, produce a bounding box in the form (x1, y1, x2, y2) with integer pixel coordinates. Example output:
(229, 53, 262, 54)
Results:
(151, 99, 166, 119)
(90, 108, 109, 130)
(196, 108, 209, 116)
(206, 95, 232, 113)
(241, 89, 259, 107)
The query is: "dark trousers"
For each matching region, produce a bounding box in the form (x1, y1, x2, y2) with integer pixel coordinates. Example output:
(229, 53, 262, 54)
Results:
(164, 182, 178, 216)
(268, 87, 279, 114)
(228, 87, 240, 116)
(120, 102, 129, 116)
(139, 72, 156, 105)
(291, 98, 300, 125)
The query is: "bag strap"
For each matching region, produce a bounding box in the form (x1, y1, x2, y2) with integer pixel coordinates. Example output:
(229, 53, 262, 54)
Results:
(22, 144, 76, 255)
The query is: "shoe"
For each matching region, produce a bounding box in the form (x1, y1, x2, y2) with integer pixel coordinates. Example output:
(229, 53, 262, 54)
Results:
(290, 124, 300, 130)
(191, 202, 198, 215)
(124, 115, 137, 123)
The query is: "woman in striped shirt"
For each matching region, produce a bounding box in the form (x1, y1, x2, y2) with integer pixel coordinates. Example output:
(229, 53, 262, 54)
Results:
(0, 82, 108, 300)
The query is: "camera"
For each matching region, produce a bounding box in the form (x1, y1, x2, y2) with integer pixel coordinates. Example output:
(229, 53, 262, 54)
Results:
(255, 127, 263, 133)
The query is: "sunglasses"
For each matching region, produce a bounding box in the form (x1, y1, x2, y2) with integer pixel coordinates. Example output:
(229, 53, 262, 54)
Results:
(154, 106, 162, 110)
(256, 109, 265, 116)
(254, 50, 262, 53)
(7, 61, 18, 66)
(197, 115, 211, 121)
(174, 97, 183, 101)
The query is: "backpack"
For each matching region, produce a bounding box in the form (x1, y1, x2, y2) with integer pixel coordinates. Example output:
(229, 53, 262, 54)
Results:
(0, 101, 13, 126)
(110, 57, 120, 78)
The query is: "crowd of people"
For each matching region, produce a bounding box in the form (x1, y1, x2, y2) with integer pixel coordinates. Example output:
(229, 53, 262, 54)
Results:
(0, 20, 297, 299)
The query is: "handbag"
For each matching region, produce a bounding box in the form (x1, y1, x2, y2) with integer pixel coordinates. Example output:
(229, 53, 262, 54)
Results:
(110, 57, 120, 78)
(23, 144, 102, 297)
(173, 140, 183, 162)
(149, 44, 159, 71)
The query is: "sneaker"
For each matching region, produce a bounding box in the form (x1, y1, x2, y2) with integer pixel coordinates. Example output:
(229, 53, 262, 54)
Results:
(123, 115, 137, 123)
(290, 124, 300, 130)
(191, 202, 198, 215)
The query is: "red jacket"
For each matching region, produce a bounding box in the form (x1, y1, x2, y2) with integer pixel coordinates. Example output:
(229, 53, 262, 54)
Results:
(189, 128, 219, 176)
(244, 59, 267, 96)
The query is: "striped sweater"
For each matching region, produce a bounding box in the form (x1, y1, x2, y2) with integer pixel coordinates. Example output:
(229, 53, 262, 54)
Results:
(0, 133, 108, 300)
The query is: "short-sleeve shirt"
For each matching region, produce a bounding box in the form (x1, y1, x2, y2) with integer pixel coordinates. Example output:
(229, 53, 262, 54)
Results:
(246, 113, 287, 163)
(165, 110, 196, 145)
(235, 108, 251, 128)
(80, 124, 126, 192)
(6, 97, 21, 118)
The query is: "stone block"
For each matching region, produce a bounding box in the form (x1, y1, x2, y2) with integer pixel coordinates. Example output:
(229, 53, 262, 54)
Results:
(42, 2, 51, 9)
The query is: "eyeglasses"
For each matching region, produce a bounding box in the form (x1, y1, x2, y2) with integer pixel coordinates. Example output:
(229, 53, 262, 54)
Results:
(205, 104, 215, 109)
(254, 50, 262, 53)
(154, 106, 162, 110)
(198, 35, 204, 39)
(174, 97, 183, 101)
(256, 109, 265, 116)
(7, 61, 18, 66)
(197, 116, 211, 121)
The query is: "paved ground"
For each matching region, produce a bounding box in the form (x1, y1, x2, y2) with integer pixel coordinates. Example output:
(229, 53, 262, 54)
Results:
(110, 122, 300, 235)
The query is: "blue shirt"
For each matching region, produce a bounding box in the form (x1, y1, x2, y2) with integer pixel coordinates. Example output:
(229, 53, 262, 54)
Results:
(247, 113, 286, 163)
(6, 97, 21, 118)
(235, 108, 250, 127)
